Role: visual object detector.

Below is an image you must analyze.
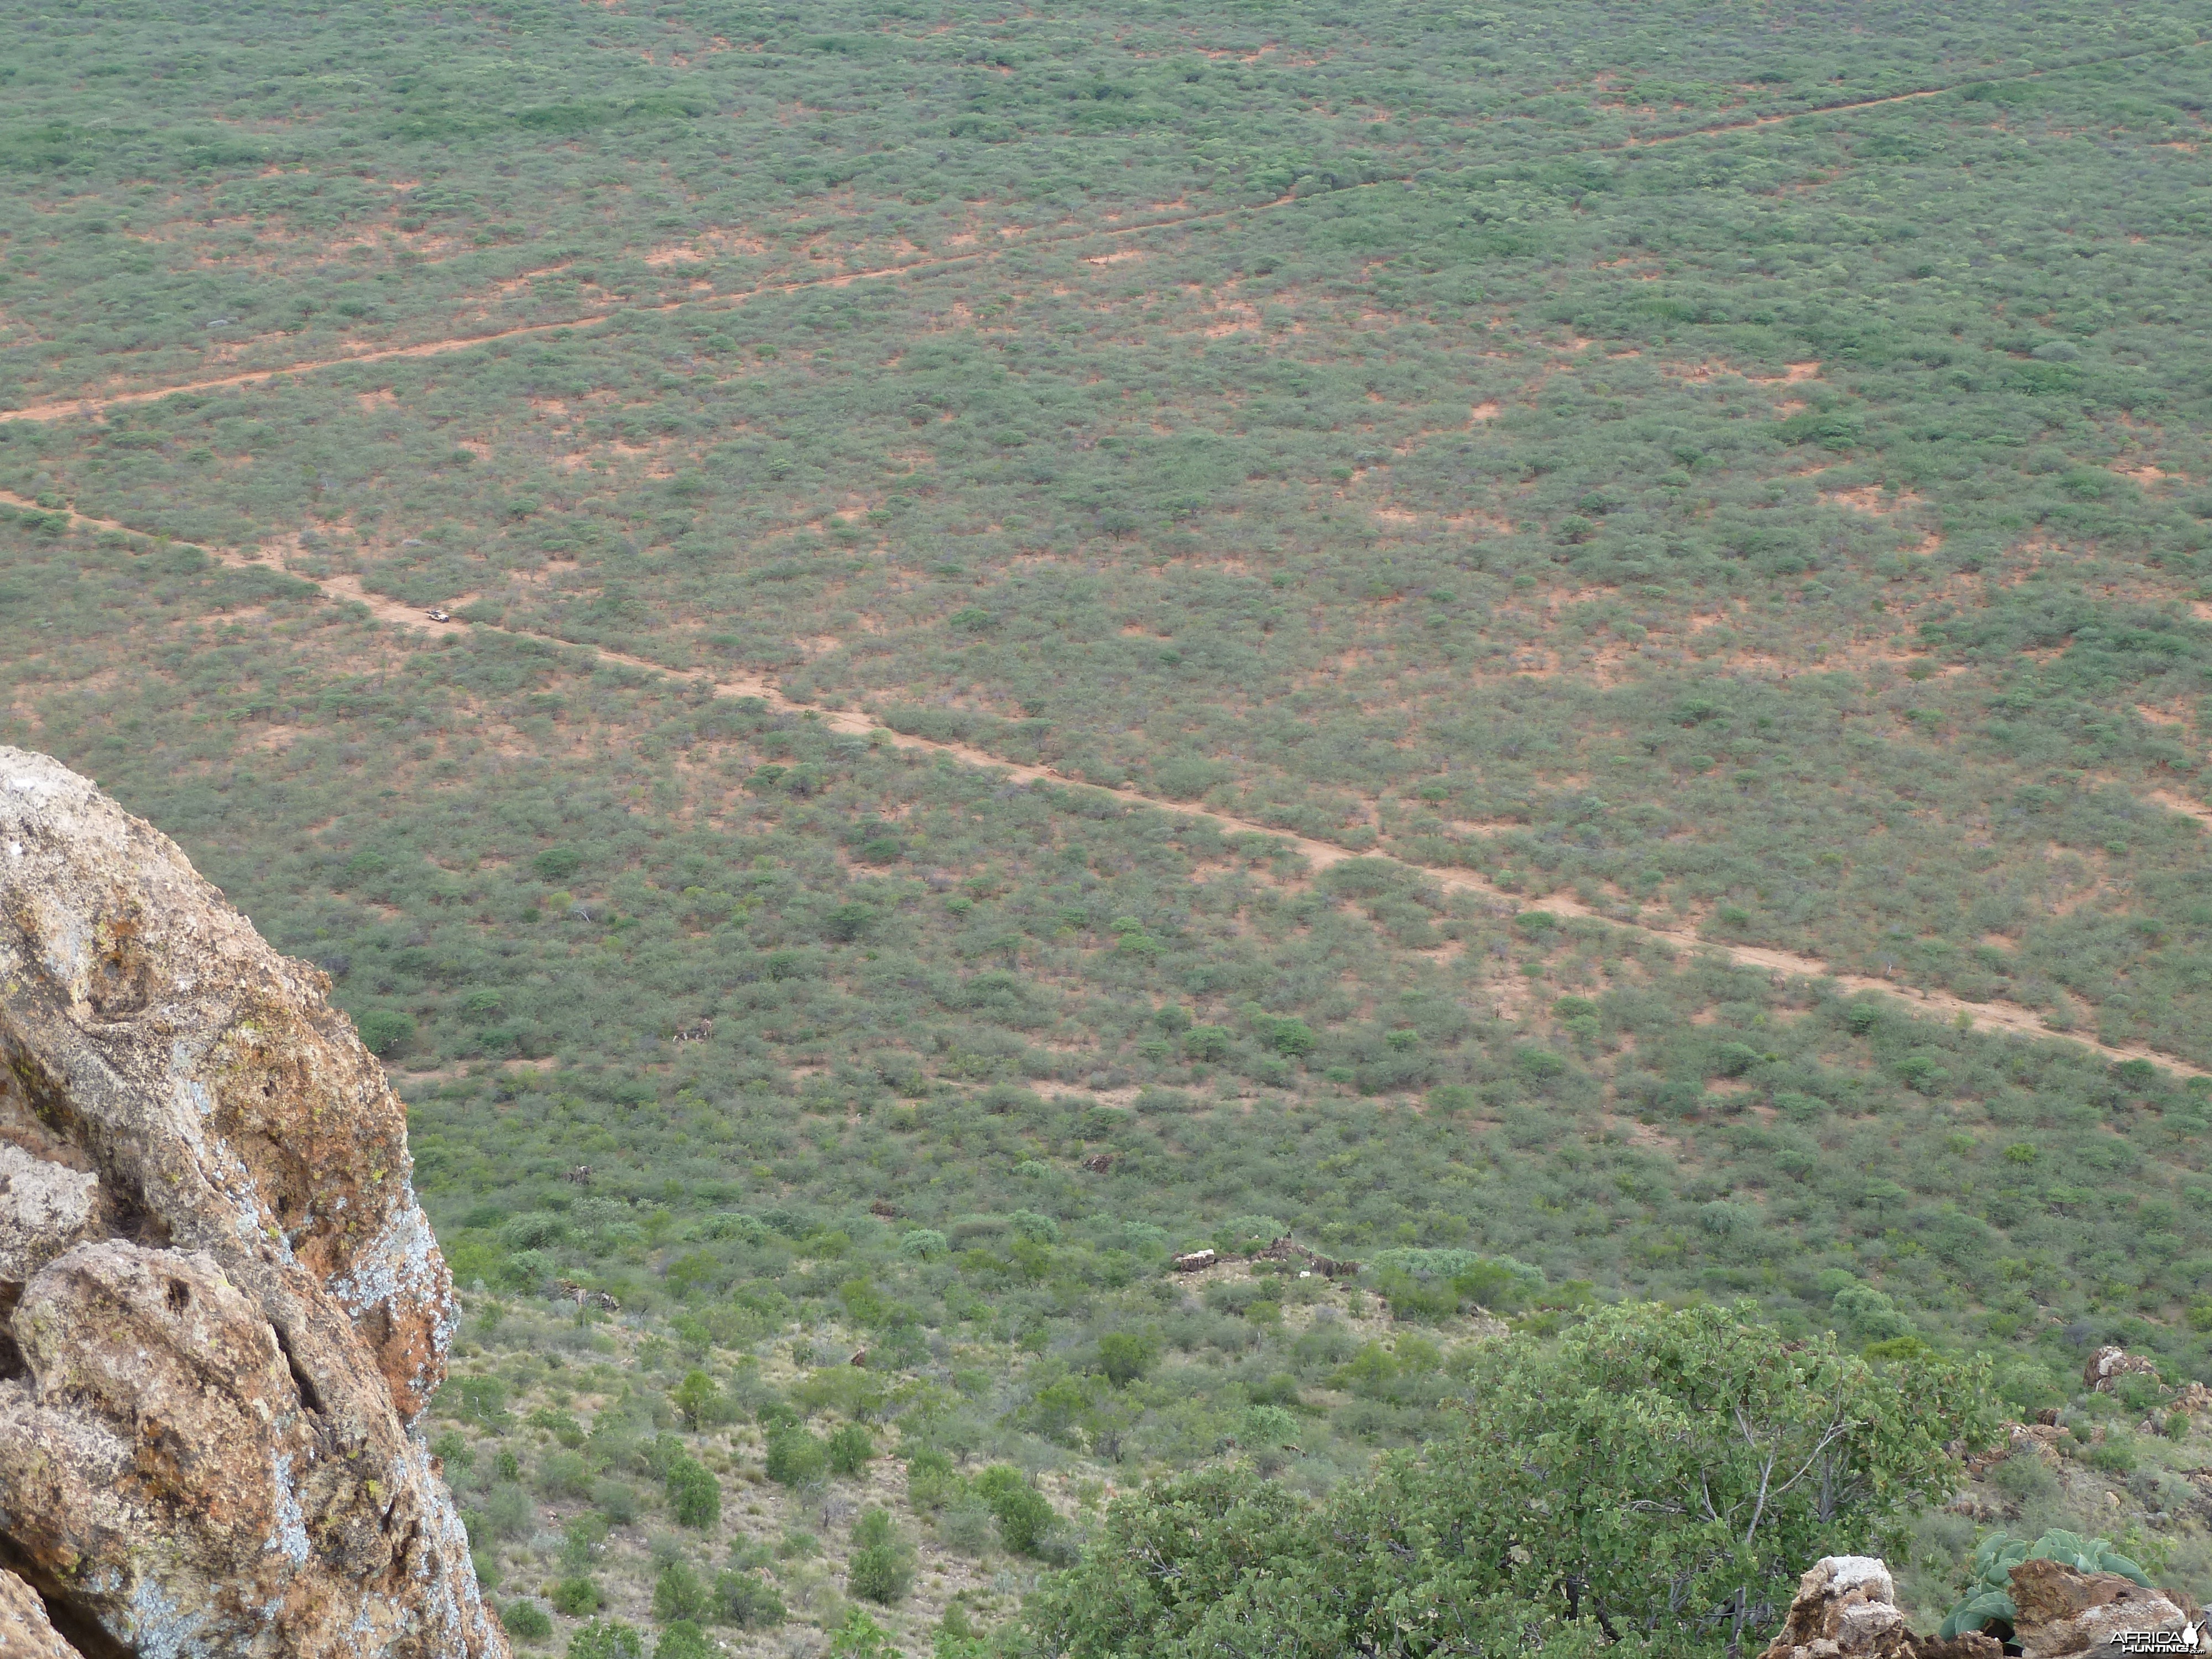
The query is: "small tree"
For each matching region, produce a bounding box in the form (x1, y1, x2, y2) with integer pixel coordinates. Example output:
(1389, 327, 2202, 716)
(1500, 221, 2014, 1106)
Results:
(1095, 1332, 1157, 1387)
(827, 1421, 875, 1475)
(828, 1606, 903, 1659)
(765, 1428, 828, 1487)
(653, 1559, 711, 1624)
(715, 1569, 786, 1629)
(849, 1507, 916, 1605)
(973, 1466, 1056, 1556)
(670, 1370, 719, 1431)
(664, 1456, 721, 1530)
(1020, 1304, 1993, 1659)
(568, 1622, 644, 1659)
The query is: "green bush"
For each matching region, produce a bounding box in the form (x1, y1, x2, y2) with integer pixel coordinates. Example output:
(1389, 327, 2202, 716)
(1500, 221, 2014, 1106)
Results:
(354, 1008, 418, 1057)
(827, 1421, 875, 1475)
(714, 1569, 786, 1629)
(973, 1466, 1056, 1556)
(501, 1600, 552, 1642)
(654, 1624, 712, 1659)
(551, 1577, 604, 1618)
(765, 1428, 828, 1487)
(848, 1513, 916, 1608)
(665, 1456, 721, 1529)
(828, 1608, 902, 1659)
(568, 1623, 644, 1659)
(653, 1560, 711, 1624)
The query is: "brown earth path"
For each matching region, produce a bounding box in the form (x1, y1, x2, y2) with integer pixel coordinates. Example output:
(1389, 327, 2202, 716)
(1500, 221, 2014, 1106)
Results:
(9, 487, 2206, 1082)
(3, 40, 2200, 424)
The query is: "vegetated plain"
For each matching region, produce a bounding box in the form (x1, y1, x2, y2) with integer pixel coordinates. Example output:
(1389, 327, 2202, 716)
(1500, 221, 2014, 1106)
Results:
(7, 0, 2212, 1652)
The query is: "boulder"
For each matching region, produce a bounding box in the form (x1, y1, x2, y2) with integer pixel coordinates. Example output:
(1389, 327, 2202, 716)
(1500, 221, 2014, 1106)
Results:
(2084, 1345, 2162, 1395)
(2010, 1556, 2192, 1659)
(0, 748, 504, 1658)
(1761, 1557, 2001, 1659)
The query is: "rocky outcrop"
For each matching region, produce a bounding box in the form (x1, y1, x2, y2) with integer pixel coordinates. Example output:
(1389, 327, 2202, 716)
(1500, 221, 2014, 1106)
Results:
(2010, 1557, 2192, 1659)
(1765, 1554, 2198, 1659)
(0, 748, 504, 1658)
(2084, 1345, 2162, 1394)
(1760, 1557, 2000, 1659)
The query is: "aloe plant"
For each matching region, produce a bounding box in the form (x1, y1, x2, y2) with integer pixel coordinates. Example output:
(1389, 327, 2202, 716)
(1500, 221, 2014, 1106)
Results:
(1939, 1531, 2154, 1640)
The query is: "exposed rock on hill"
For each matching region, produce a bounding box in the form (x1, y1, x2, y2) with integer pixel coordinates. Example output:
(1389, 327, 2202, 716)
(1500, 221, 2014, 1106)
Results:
(1764, 1553, 2197, 1659)
(2085, 1345, 2162, 1394)
(0, 747, 505, 1658)
(1760, 1556, 2000, 1659)
(2010, 1556, 2192, 1659)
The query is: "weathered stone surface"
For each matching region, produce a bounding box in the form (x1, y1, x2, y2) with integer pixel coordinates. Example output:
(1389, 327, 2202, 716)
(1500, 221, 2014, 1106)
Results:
(1761, 1557, 2001, 1659)
(0, 1140, 102, 1288)
(0, 748, 504, 1659)
(0, 1566, 82, 1658)
(2084, 1345, 2162, 1395)
(2010, 1556, 2191, 1659)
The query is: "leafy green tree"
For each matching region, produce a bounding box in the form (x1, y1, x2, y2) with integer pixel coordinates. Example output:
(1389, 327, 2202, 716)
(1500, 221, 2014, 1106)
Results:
(827, 1421, 875, 1475)
(551, 1577, 603, 1618)
(1020, 1303, 1992, 1657)
(501, 1600, 552, 1642)
(567, 1622, 644, 1659)
(1095, 1331, 1159, 1387)
(669, 1370, 720, 1431)
(848, 1507, 916, 1605)
(654, 1624, 712, 1659)
(663, 1456, 721, 1530)
(653, 1559, 711, 1624)
(714, 1569, 785, 1630)
(828, 1606, 903, 1659)
(765, 1428, 828, 1487)
(355, 1008, 417, 1057)
(973, 1466, 1056, 1557)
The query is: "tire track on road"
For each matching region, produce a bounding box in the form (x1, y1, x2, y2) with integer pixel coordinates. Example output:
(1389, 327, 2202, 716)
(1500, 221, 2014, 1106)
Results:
(9, 487, 2204, 1081)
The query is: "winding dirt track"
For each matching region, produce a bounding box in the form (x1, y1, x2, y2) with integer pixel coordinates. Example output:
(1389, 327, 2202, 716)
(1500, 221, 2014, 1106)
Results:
(8, 38, 2208, 1076)
(2, 41, 2199, 424)
(10, 487, 2205, 1082)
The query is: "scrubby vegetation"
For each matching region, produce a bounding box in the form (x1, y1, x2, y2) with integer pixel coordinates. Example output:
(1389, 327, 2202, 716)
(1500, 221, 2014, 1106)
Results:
(9, 0, 2212, 1651)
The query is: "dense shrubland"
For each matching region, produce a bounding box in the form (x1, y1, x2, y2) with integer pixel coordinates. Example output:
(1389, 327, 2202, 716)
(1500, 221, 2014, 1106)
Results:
(9, 0, 2212, 1650)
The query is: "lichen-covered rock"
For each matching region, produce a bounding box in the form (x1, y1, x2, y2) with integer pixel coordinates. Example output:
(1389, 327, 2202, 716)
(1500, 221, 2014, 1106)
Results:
(1760, 1557, 2001, 1659)
(0, 1565, 81, 1658)
(0, 748, 504, 1658)
(2010, 1556, 2192, 1659)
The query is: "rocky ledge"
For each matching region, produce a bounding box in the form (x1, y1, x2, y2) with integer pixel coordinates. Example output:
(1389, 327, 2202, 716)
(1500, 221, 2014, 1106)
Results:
(0, 748, 505, 1657)
(1763, 1553, 2197, 1659)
